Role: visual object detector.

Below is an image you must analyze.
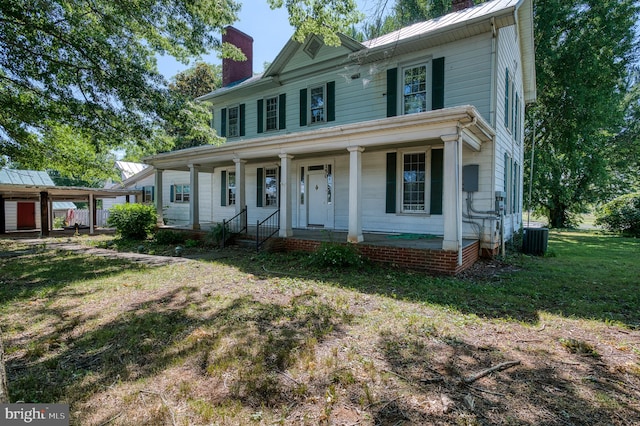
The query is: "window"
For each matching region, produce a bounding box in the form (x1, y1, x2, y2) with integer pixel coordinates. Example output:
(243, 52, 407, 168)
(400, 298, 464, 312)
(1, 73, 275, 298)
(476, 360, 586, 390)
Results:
(228, 171, 236, 206)
(310, 85, 325, 123)
(142, 186, 154, 203)
(172, 184, 190, 203)
(227, 106, 239, 138)
(265, 96, 278, 131)
(402, 153, 426, 212)
(300, 167, 305, 205)
(265, 167, 278, 207)
(403, 65, 427, 114)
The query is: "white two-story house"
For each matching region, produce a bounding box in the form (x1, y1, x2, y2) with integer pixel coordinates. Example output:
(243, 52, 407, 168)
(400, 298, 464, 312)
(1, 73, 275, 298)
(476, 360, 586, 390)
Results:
(145, 0, 535, 273)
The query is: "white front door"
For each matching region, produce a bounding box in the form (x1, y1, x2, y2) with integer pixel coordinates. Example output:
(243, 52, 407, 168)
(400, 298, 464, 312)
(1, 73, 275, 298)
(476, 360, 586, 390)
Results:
(308, 171, 327, 226)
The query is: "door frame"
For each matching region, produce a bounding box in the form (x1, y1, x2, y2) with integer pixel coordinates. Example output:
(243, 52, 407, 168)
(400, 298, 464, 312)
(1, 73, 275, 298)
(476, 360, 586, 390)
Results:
(298, 160, 335, 229)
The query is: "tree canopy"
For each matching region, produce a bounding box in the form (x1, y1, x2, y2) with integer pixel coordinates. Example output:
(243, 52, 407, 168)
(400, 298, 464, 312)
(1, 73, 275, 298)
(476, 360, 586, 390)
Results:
(0, 0, 360, 180)
(525, 0, 639, 227)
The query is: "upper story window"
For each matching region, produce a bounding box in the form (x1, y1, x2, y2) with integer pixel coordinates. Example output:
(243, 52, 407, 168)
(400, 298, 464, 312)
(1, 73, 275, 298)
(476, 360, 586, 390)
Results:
(227, 105, 240, 138)
(265, 96, 279, 131)
(220, 104, 245, 138)
(300, 82, 335, 126)
(403, 65, 428, 114)
(310, 85, 325, 123)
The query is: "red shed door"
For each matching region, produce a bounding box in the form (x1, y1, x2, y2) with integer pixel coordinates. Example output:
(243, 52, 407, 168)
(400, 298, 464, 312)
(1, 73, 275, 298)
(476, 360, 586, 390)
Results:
(17, 202, 36, 229)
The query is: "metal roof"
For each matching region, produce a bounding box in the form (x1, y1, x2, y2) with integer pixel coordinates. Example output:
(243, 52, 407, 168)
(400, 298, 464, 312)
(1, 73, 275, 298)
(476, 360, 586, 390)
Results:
(115, 161, 148, 180)
(362, 0, 521, 49)
(0, 169, 55, 186)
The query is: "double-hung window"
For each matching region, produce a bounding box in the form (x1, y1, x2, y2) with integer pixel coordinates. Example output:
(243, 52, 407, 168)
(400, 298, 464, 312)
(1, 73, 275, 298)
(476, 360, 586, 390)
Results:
(310, 85, 325, 123)
(265, 96, 279, 131)
(142, 186, 154, 203)
(264, 167, 278, 207)
(173, 184, 190, 203)
(403, 65, 428, 114)
(402, 153, 426, 212)
(227, 106, 240, 138)
(227, 171, 236, 206)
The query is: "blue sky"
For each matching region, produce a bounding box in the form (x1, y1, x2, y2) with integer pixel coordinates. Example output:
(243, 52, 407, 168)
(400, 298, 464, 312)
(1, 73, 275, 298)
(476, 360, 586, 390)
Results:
(156, 1, 381, 80)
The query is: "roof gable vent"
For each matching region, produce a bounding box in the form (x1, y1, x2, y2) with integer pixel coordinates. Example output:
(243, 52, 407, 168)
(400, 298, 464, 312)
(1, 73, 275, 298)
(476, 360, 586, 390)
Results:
(303, 36, 322, 59)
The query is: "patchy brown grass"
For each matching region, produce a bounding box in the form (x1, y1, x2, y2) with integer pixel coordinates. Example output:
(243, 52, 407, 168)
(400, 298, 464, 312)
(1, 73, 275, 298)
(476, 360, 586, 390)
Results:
(1, 233, 639, 425)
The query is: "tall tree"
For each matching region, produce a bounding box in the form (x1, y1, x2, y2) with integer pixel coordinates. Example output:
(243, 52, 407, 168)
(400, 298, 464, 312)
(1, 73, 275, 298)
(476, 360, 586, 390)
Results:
(525, 0, 638, 227)
(0, 0, 360, 170)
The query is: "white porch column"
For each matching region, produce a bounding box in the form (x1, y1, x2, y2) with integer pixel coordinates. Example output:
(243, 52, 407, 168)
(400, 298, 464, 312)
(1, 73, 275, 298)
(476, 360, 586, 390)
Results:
(233, 159, 247, 225)
(347, 146, 365, 243)
(278, 154, 294, 237)
(89, 192, 95, 235)
(189, 164, 200, 230)
(154, 169, 164, 227)
(441, 134, 462, 256)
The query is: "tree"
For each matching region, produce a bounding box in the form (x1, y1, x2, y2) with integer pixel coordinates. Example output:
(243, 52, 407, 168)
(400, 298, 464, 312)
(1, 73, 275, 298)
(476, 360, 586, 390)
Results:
(165, 63, 222, 151)
(0, 0, 360, 168)
(525, 0, 638, 228)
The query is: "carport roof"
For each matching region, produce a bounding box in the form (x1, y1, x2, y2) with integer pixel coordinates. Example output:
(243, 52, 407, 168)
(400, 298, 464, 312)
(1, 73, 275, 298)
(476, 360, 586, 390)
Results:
(0, 183, 142, 202)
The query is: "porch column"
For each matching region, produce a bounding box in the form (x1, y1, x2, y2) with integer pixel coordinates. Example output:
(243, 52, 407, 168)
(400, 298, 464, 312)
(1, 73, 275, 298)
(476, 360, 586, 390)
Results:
(39, 191, 49, 237)
(89, 193, 95, 234)
(234, 159, 247, 229)
(48, 199, 54, 232)
(278, 154, 294, 237)
(347, 146, 365, 243)
(189, 164, 200, 230)
(154, 169, 164, 227)
(441, 134, 462, 256)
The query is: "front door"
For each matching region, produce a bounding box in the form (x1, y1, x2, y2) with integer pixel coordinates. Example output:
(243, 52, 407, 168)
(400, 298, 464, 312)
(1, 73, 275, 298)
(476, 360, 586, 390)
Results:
(17, 202, 36, 229)
(308, 170, 327, 226)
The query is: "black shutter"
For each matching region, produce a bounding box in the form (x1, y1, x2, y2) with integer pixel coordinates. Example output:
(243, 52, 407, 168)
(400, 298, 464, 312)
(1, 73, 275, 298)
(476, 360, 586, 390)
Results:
(432, 57, 445, 110)
(386, 68, 398, 117)
(430, 149, 443, 214)
(279, 93, 287, 130)
(151, 186, 155, 202)
(256, 168, 264, 207)
(220, 171, 227, 206)
(299, 88, 307, 126)
(170, 185, 175, 203)
(239, 103, 246, 136)
(386, 152, 397, 214)
(257, 99, 264, 134)
(327, 81, 335, 122)
(220, 108, 227, 137)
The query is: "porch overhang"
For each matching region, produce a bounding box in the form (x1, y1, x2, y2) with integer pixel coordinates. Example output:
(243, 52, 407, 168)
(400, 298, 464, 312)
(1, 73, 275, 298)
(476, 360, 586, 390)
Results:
(144, 105, 494, 170)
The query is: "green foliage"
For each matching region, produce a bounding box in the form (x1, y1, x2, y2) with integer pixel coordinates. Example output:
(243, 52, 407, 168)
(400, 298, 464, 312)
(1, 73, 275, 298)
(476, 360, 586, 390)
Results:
(525, 0, 639, 228)
(595, 193, 640, 237)
(0, 0, 242, 168)
(309, 242, 364, 268)
(170, 62, 221, 100)
(155, 230, 186, 245)
(185, 239, 200, 248)
(268, 0, 362, 46)
(206, 223, 230, 246)
(107, 204, 157, 240)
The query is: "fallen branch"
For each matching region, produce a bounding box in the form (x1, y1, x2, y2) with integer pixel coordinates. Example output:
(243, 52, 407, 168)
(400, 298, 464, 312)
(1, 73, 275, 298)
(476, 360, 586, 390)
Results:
(463, 361, 521, 384)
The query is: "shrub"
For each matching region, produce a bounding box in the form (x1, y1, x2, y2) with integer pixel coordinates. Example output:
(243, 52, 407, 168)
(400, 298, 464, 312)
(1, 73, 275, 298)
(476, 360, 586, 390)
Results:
(595, 193, 640, 237)
(206, 223, 230, 247)
(107, 203, 157, 240)
(309, 242, 364, 268)
(155, 229, 186, 245)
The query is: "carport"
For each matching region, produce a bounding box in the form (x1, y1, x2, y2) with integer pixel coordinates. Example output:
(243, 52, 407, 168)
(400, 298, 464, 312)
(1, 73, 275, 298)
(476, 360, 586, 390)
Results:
(0, 183, 141, 236)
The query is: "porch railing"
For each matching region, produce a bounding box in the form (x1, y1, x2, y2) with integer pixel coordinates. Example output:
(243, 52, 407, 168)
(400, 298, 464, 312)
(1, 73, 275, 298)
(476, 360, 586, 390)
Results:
(221, 206, 247, 248)
(256, 209, 279, 252)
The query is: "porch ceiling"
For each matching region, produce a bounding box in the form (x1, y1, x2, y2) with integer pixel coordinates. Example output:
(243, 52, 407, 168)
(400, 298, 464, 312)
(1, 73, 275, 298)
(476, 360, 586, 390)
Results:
(144, 105, 494, 171)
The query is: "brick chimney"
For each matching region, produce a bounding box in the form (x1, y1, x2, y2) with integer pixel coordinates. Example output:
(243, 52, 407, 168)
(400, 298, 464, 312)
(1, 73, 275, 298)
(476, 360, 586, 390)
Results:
(452, 0, 474, 12)
(222, 26, 253, 87)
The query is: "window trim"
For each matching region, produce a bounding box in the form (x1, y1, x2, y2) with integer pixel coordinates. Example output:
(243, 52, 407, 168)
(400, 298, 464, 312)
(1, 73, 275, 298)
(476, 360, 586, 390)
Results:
(173, 184, 190, 203)
(264, 95, 279, 132)
(227, 170, 236, 206)
(400, 60, 432, 115)
(396, 148, 434, 214)
(227, 104, 240, 138)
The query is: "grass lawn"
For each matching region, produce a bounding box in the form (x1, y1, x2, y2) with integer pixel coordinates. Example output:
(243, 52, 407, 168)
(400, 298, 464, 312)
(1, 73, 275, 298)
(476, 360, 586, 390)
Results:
(0, 230, 639, 425)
